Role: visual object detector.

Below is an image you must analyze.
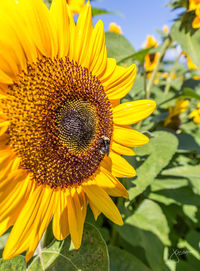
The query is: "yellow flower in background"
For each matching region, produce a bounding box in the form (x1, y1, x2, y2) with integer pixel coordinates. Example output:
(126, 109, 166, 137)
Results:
(188, 0, 200, 28)
(162, 72, 177, 80)
(189, 0, 200, 10)
(147, 72, 160, 84)
(67, 0, 85, 14)
(190, 103, 200, 124)
(144, 35, 159, 72)
(184, 52, 200, 80)
(186, 54, 198, 70)
(164, 99, 189, 127)
(109, 22, 122, 34)
(162, 25, 169, 34)
(0, 0, 156, 262)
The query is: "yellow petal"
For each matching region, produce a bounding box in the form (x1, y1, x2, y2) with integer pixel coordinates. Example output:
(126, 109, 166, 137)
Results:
(25, 188, 56, 262)
(0, 70, 13, 85)
(113, 100, 156, 125)
(50, 0, 70, 58)
(99, 58, 116, 82)
(0, 134, 9, 150)
(0, 121, 9, 137)
(82, 184, 123, 225)
(17, 0, 56, 57)
(109, 151, 136, 178)
(66, 4, 76, 59)
(53, 190, 69, 241)
(0, 21, 26, 79)
(0, 151, 19, 182)
(67, 190, 84, 249)
(0, 2, 38, 65)
(88, 199, 101, 220)
(113, 125, 149, 147)
(111, 141, 135, 156)
(73, 1, 93, 67)
(89, 20, 107, 76)
(78, 190, 87, 222)
(95, 167, 129, 198)
(103, 64, 137, 100)
(0, 175, 31, 236)
(3, 182, 40, 260)
(0, 158, 21, 185)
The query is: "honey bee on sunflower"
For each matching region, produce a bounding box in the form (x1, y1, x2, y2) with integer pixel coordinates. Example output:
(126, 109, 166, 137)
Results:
(0, 0, 156, 262)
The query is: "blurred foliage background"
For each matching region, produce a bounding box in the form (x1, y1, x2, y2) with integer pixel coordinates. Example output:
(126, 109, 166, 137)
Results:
(1, 0, 200, 270)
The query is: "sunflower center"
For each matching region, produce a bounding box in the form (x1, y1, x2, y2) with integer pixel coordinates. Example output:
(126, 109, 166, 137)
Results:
(149, 53, 155, 63)
(2, 57, 113, 188)
(55, 100, 97, 152)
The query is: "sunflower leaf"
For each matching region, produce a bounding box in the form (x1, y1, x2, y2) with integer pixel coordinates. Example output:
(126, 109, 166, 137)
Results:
(92, 8, 113, 16)
(109, 245, 151, 271)
(116, 200, 168, 271)
(162, 165, 200, 178)
(28, 223, 109, 271)
(180, 88, 200, 101)
(127, 131, 178, 200)
(0, 256, 26, 271)
(171, 20, 200, 67)
(105, 32, 135, 64)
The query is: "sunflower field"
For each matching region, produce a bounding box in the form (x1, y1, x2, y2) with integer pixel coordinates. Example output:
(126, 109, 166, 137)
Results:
(0, 0, 200, 270)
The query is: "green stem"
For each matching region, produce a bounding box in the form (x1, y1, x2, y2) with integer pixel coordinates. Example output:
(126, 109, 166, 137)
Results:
(164, 52, 182, 95)
(110, 225, 118, 246)
(146, 37, 171, 99)
(143, 63, 147, 97)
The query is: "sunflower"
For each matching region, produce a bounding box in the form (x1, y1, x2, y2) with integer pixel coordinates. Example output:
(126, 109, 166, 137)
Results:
(190, 102, 200, 124)
(164, 99, 189, 128)
(189, 0, 200, 11)
(144, 35, 159, 73)
(109, 22, 122, 34)
(0, 0, 156, 262)
(188, 0, 200, 28)
(162, 25, 169, 34)
(184, 52, 200, 80)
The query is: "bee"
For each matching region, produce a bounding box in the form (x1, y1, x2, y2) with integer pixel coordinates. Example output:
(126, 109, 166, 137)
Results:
(99, 136, 110, 155)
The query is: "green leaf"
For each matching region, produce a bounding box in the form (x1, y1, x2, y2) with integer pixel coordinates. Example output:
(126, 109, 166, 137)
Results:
(123, 199, 170, 246)
(181, 79, 200, 95)
(117, 220, 166, 271)
(189, 177, 200, 195)
(128, 75, 145, 99)
(162, 165, 200, 178)
(183, 205, 199, 223)
(127, 131, 178, 199)
(109, 246, 151, 271)
(180, 88, 200, 100)
(151, 178, 188, 192)
(131, 48, 152, 64)
(28, 223, 109, 271)
(92, 8, 112, 16)
(0, 256, 26, 271)
(171, 20, 200, 67)
(178, 230, 200, 260)
(149, 186, 200, 206)
(177, 133, 200, 154)
(105, 32, 135, 64)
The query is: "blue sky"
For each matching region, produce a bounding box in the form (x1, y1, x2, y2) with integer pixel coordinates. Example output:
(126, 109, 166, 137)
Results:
(92, 0, 182, 50)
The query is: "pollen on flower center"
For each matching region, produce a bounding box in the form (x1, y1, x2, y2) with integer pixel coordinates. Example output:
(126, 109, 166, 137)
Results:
(2, 56, 113, 188)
